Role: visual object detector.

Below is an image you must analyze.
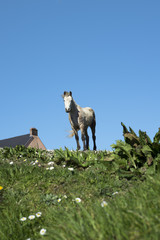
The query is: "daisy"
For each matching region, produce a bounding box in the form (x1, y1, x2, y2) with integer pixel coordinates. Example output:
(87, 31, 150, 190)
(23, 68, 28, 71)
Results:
(28, 215, 35, 220)
(75, 198, 81, 203)
(112, 191, 118, 195)
(36, 212, 42, 217)
(68, 167, 74, 171)
(101, 201, 108, 207)
(49, 166, 54, 170)
(40, 228, 46, 235)
(48, 161, 54, 165)
(20, 217, 27, 221)
(57, 198, 61, 203)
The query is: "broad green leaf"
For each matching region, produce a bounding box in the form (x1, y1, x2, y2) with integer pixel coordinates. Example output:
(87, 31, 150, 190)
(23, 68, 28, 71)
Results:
(153, 128, 160, 143)
(124, 133, 139, 146)
(129, 127, 138, 137)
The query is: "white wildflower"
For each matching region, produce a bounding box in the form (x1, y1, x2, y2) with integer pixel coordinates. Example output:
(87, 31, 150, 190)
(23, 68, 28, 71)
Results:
(20, 217, 27, 221)
(48, 161, 54, 165)
(68, 167, 74, 171)
(75, 198, 81, 203)
(49, 166, 54, 170)
(46, 166, 54, 170)
(28, 215, 35, 220)
(36, 212, 42, 217)
(101, 200, 108, 207)
(57, 198, 61, 203)
(40, 228, 46, 235)
(112, 191, 119, 195)
(10, 161, 13, 165)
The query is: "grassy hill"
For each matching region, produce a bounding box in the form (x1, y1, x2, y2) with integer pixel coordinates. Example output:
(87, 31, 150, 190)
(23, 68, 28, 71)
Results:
(1, 123, 160, 240)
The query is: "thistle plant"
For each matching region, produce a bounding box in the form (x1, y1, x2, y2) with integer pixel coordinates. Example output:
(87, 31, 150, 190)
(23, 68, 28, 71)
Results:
(111, 122, 160, 172)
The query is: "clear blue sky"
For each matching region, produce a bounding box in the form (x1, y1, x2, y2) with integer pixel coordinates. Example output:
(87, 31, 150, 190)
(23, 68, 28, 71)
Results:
(0, 0, 160, 150)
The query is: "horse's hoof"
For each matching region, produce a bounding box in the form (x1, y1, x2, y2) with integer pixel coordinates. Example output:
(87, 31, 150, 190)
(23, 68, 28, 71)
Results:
(83, 149, 88, 152)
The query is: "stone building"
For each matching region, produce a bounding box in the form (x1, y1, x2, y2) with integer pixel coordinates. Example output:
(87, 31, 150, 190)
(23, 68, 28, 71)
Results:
(0, 128, 46, 150)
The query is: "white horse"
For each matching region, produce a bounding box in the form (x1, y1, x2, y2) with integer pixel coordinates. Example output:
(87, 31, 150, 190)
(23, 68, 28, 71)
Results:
(62, 91, 96, 151)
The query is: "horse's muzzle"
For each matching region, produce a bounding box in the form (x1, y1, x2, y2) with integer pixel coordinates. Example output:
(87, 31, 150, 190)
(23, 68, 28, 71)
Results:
(65, 109, 71, 113)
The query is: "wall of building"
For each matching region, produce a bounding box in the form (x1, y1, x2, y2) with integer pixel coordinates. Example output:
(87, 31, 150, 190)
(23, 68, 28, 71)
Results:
(28, 136, 46, 150)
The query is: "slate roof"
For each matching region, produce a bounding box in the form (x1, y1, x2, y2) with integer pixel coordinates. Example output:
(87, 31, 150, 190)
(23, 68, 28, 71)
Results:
(0, 134, 34, 148)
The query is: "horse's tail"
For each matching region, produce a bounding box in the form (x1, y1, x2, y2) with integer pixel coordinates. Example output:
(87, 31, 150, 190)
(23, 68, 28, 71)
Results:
(92, 111, 96, 127)
(68, 130, 75, 138)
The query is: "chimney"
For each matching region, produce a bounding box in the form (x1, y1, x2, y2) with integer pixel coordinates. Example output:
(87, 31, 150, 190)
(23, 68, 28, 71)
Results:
(30, 128, 38, 136)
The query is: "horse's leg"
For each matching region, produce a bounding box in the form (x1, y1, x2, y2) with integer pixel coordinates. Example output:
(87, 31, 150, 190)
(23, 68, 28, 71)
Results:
(90, 122, 96, 151)
(85, 128, 89, 150)
(74, 130, 80, 150)
(80, 126, 86, 151)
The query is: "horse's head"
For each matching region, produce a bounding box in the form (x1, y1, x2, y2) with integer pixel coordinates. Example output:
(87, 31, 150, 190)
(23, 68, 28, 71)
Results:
(62, 91, 73, 113)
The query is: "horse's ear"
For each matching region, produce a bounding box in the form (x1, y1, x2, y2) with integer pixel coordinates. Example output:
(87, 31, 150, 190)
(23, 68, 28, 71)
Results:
(62, 91, 66, 98)
(62, 91, 67, 98)
(69, 91, 72, 97)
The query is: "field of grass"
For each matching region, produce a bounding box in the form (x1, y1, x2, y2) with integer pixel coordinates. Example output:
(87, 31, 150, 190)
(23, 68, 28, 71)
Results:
(0, 141, 160, 240)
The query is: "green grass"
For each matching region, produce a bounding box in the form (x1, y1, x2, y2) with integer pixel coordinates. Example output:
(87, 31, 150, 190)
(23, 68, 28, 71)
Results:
(0, 147, 160, 240)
